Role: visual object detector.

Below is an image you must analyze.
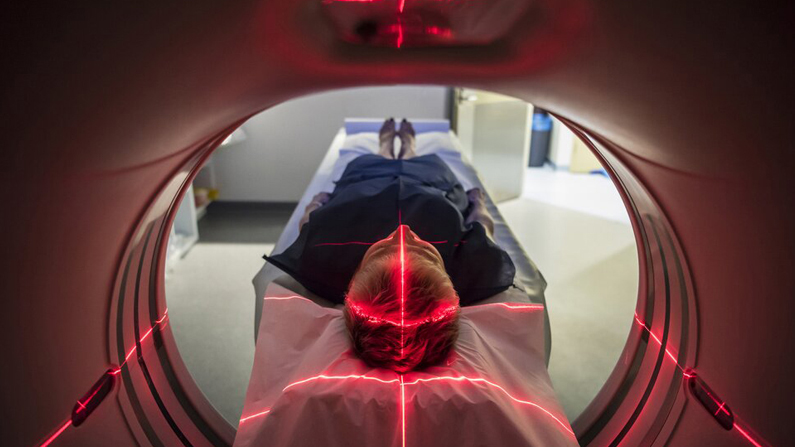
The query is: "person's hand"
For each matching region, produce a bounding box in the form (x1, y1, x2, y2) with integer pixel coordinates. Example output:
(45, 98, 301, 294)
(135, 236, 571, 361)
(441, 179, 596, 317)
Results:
(466, 187, 485, 203)
(310, 192, 331, 207)
(300, 192, 331, 229)
(464, 188, 495, 237)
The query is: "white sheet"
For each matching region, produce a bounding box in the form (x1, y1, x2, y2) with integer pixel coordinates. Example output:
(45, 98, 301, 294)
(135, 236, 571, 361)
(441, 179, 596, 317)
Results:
(234, 284, 575, 447)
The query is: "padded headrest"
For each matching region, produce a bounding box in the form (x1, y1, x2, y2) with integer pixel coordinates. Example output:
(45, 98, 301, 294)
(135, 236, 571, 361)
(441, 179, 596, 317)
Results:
(235, 288, 574, 447)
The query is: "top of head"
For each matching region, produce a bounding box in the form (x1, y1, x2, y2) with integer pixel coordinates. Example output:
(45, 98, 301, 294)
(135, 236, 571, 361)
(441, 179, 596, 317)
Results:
(344, 225, 461, 373)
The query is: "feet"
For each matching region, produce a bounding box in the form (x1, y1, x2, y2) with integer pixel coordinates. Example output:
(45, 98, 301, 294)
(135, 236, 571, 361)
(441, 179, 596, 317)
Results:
(379, 118, 396, 159)
(397, 119, 416, 159)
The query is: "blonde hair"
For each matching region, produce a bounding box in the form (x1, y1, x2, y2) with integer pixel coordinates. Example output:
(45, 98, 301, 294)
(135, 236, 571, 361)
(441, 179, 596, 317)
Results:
(344, 253, 460, 373)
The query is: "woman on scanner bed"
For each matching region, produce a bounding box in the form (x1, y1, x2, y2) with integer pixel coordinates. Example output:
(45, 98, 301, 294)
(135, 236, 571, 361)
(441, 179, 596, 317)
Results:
(265, 118, 516, 373)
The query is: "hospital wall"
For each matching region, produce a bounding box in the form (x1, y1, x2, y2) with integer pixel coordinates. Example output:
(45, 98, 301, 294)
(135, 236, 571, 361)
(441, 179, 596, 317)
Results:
(211, 86, 452, 202)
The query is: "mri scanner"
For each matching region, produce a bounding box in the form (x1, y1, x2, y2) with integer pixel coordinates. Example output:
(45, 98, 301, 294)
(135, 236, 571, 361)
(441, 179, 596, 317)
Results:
(2, 0, 793, 445)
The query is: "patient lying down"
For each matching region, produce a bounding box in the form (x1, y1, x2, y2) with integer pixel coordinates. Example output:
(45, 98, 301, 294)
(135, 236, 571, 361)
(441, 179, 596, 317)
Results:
(266, 118, 518, 373)
(241, 120, 575, 447)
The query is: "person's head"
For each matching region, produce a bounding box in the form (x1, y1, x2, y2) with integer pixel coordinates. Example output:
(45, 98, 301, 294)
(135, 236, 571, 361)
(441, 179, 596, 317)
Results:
(344, 225, 460, 373)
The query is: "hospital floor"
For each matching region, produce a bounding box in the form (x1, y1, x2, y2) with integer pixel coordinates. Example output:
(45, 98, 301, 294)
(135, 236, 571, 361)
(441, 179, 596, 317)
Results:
(165, 166, 637, 427)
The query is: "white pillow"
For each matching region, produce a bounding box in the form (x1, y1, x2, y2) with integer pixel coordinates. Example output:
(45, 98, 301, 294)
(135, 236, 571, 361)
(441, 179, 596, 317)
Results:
(340, 131, 457, 156)
(415, 131, 458, 155)
(340, 132, 379, 154)
(234, 284, 575, 447)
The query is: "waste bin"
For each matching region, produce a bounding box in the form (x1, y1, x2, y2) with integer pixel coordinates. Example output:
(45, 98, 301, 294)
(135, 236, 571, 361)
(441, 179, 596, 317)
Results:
(528, 109, 552, 167)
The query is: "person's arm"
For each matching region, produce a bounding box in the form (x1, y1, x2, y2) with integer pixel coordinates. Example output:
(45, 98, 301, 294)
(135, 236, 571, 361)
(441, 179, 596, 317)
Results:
(464, 188, 495, 237)
(299, 192, 331, 230)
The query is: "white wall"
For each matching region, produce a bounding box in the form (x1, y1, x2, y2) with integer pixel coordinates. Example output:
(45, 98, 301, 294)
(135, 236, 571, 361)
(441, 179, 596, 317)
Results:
(547, 116, 575, 170)
(212, 86, 451, 202)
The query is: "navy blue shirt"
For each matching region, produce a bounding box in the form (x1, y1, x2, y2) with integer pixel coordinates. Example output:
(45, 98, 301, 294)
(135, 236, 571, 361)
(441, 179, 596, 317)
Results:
(266, 154, 516, 305)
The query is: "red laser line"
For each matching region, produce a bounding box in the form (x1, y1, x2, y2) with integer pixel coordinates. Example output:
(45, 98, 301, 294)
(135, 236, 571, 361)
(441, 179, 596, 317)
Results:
(111, 309, 170, 375)
(485, 303, 545, 311)
(268, 294, 458, 328)
(348, 302, 457, 327)
(733, 422, 764, 447)
(125, 316, 168, 362)
(633, 314, 769, 446)
(396, 17, 404, 48)
(398, 0, 405, 13)
(75, 380, 106, 414)
(400, 375, 406, 447)
(155, 310, 169, 324)
(277, 373, 573, 438)
(633, 313, 687, 374)
(263, 295, 314, 303)
(399, 225, 406, 359)
(283, 374, 400, 392)
(699, 385, 733, 422)
(276, 372, 574, 439)
(402, 375, 574, 436)
(239, 409, 271, 424)
(39, 420, 72, 447)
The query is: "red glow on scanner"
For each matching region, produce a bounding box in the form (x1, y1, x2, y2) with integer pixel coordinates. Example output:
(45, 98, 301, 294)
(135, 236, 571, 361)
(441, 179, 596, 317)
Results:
(38, 420, 72, 447)
(633, 313, 770, 446)
(424, 26, 452, 37)
(396, 19, 404, 48)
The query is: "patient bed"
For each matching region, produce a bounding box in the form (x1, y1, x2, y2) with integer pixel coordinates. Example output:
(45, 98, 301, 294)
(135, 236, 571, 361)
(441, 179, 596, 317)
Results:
(253, 118, 551, 360)
(235, 285, 574, 447)
(241, 119, 562, 446)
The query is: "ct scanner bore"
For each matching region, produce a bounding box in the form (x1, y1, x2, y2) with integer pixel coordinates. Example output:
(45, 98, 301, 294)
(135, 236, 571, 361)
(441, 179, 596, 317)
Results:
(2, 0, 792, 446)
